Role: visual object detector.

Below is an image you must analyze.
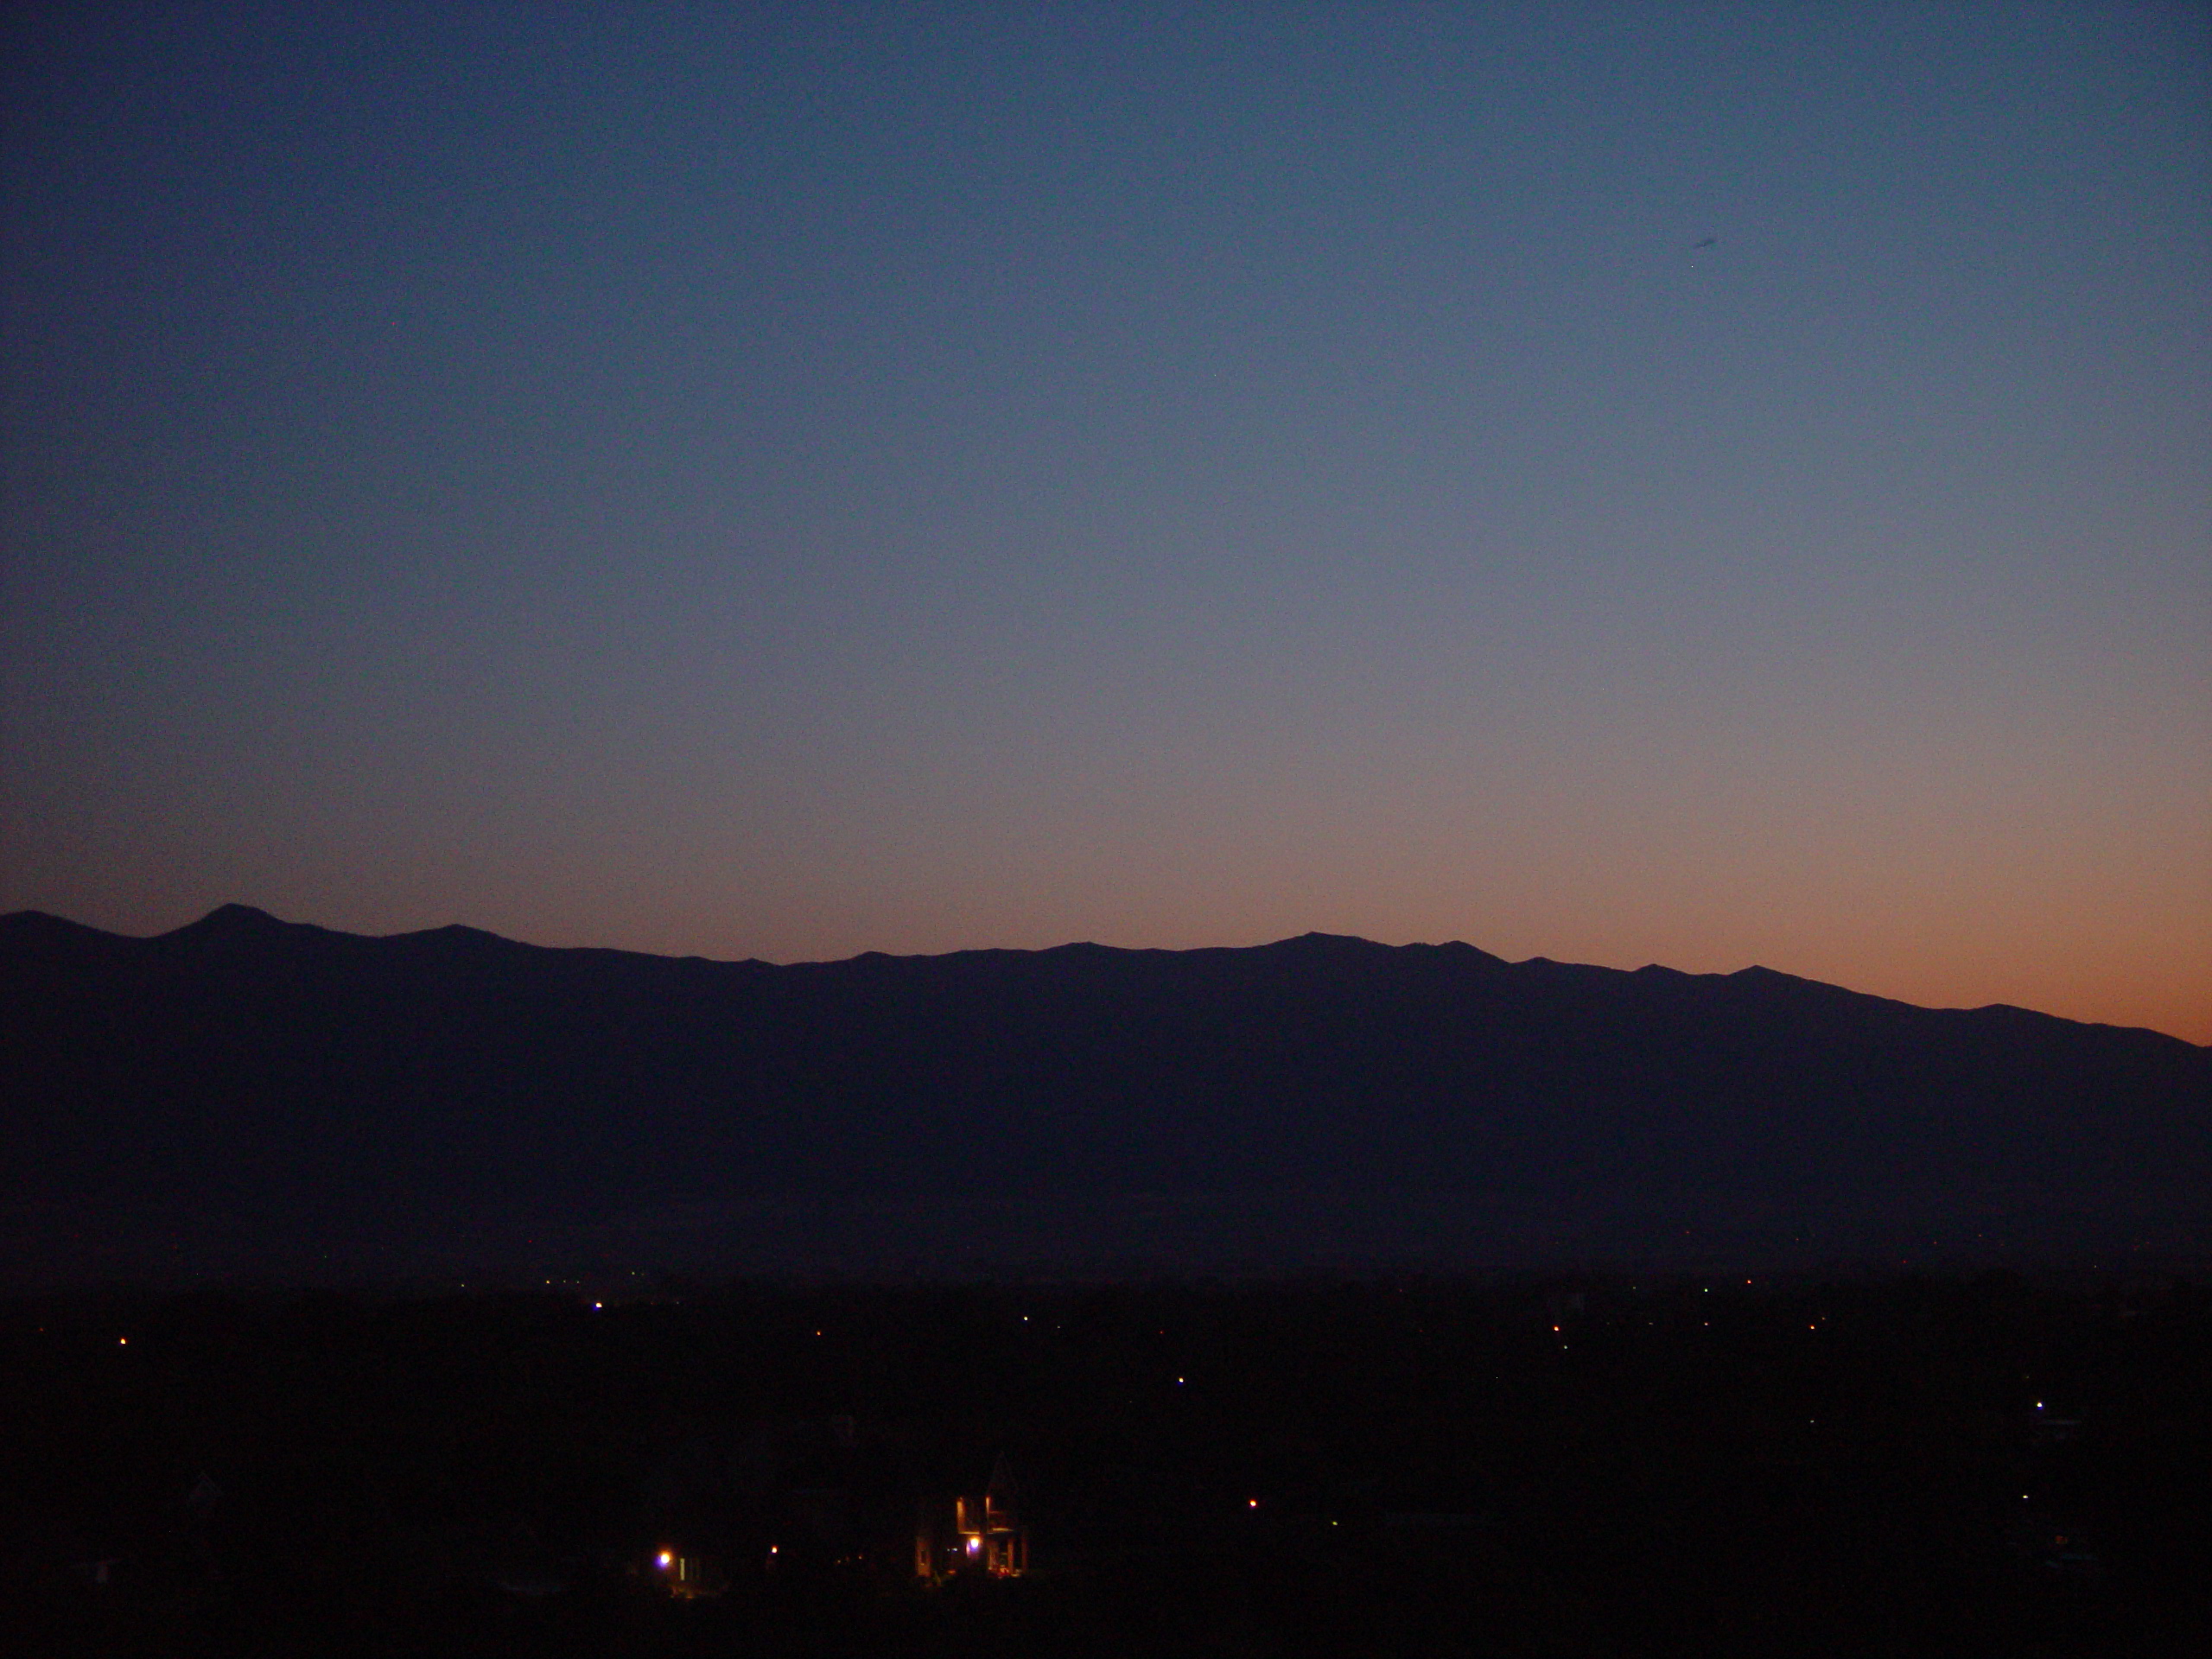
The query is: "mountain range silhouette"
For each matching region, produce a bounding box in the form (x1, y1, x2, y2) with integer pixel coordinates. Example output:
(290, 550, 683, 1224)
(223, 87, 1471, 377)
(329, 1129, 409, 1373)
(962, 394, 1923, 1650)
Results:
(3, 905, 2204, 1286)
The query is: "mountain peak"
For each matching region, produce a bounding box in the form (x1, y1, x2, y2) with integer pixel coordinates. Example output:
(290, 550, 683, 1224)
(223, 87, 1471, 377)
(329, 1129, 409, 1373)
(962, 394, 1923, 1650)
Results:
(0, 909, 124, 954)
(175, 903, 287, 936)
(158, 904, 343, 952)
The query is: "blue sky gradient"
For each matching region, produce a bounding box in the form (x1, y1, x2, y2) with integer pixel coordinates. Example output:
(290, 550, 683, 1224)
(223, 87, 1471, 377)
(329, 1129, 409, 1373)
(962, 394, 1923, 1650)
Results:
(4, 3, 2207, 1039)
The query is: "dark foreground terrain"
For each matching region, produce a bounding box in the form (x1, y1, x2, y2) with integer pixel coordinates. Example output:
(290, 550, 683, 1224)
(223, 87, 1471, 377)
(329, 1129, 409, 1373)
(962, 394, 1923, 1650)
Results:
(4, 1273, 2208, 1656)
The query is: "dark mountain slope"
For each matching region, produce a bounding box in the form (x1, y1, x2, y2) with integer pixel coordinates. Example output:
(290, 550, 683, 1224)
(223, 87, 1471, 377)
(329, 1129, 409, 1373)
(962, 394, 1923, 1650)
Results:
(2, 906, 2204, 1283)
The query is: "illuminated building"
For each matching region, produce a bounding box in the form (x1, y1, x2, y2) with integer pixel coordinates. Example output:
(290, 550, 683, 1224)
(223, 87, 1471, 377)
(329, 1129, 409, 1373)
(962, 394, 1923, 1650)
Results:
(651, 1547, 727, 1598)
(915, 1453, 1027, 1580)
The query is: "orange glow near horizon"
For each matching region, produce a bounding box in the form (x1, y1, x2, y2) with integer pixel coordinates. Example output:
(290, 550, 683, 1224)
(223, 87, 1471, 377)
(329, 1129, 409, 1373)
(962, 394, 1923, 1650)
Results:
(5, 7, 2206, 1056)
(10, 889, 2206, 1046)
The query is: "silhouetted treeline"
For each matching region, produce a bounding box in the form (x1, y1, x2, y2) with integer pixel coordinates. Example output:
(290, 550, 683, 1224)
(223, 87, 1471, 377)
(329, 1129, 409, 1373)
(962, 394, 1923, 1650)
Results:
(4, 1272, 2208, 1655)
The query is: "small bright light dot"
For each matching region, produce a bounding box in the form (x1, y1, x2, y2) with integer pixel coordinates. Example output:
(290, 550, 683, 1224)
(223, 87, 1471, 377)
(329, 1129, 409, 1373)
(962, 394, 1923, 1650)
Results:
(658, 1551, 671, 1568)
(1248, 1498, 1258, 1509)
(771, 1545, 779, 1555)
(593, 1301, 602, 1310)
(118, 1337, 126, 1344)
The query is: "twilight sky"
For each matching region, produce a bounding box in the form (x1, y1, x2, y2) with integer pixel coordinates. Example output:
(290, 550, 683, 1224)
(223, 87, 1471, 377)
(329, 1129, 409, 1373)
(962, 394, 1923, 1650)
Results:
(3, 3, 2207, 1041)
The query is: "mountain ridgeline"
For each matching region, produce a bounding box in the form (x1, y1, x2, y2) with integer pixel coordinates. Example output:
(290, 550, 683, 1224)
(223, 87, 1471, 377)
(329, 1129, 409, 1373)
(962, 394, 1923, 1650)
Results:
(3, 906, 2205, 1285)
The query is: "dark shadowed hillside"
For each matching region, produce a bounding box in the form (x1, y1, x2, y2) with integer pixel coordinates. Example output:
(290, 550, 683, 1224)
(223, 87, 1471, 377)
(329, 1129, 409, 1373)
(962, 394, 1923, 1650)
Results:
(3, 906, 2205, 1286)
